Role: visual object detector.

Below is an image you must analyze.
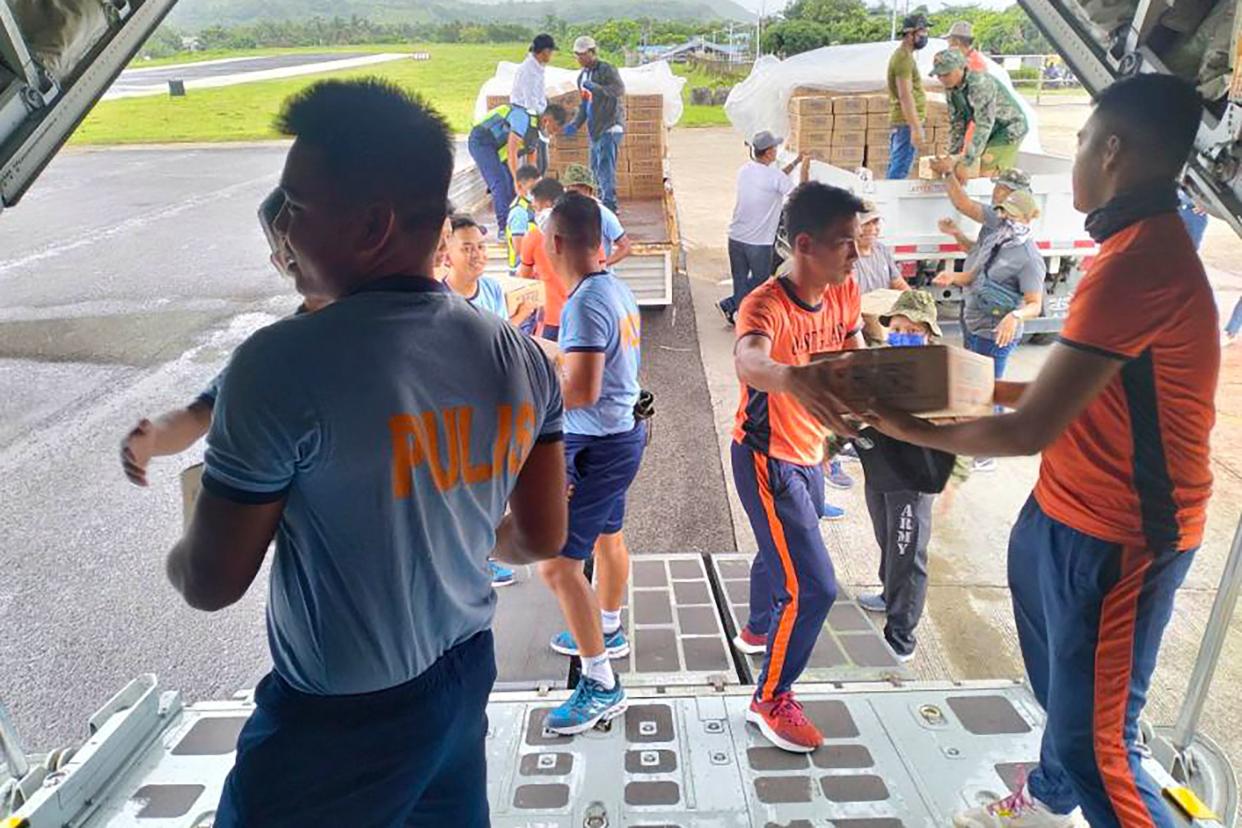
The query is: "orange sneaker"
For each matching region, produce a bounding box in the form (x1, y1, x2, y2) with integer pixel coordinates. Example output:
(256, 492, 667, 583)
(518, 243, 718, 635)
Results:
(746, 692, 822, 753)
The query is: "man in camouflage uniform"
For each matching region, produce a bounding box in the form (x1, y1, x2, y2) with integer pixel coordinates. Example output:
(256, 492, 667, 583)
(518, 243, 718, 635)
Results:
(931, 50, 1029, 181)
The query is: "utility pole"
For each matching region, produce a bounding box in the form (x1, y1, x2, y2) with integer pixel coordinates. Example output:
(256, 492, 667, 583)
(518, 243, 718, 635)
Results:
(890, 1, 898, 40)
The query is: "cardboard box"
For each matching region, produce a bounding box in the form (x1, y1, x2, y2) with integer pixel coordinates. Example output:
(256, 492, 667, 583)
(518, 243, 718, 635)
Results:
(180, 463, 204, 531)
(831, 129, 867, 147)
(834, 113, 868, 131)
(620, 171, 665, 197)
(621, 142, 664, 162)
(830, 146, 866, 165)
(866, 93, 890, 113)
(792, 114, 835, 131)
(627, 95, 664, 115)
(833, 95, 868, 114)
(867, 112, 891, 130)
(792, 86, 833, 99)
(926, 100, 950, 125)
(494, 275, 546, 316)
(867, 135, 892, 153)
(811, 344, 995, 418)
(792, 129, 833, 149)
(791, 96, 833, 115)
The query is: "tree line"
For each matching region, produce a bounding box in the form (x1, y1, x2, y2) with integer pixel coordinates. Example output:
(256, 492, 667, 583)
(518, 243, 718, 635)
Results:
(762, 0, 1051, 56)
(138, 16, 724, 59)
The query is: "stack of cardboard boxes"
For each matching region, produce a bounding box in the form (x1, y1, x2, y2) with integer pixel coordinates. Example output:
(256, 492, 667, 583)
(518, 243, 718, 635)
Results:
(484, 91, 667, 202)
(788, 90, 952, 179)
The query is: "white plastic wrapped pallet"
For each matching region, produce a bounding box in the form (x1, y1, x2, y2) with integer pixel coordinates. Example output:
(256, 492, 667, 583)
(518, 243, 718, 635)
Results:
(724, 39, 1043, 154)
(473, 60, 688, 128)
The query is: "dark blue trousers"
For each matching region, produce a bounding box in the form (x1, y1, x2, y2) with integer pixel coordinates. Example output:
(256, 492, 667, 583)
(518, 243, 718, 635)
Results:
(733, 441, 838, 702)
(215, 631, 496, 827)
(468, 127, 515, 232)
(1010, 498, 1195, 827)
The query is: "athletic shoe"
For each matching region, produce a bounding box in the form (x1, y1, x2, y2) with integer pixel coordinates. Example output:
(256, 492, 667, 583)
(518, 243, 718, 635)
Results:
(826, 459, 855, 490)
(838, 442, 860, 462)
(732, 625, 768, 655)
(544, 677, 628, 735)
(746, 692, 823, 753)
(820, 502, 847, 522)
(857, 593, 886, 613)
(489, 561, 516, 587)
(972, 457, 998, 473)
(549, 628, 631, 659)
(953, 783, 1087, 827)
(718, 300, 736, 327)
(892, 648, 916, 664)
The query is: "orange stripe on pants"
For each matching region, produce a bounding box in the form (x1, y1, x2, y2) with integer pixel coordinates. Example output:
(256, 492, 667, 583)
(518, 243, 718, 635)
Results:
(753, 453, 800, 703)
(1093, 546, 1157, 828)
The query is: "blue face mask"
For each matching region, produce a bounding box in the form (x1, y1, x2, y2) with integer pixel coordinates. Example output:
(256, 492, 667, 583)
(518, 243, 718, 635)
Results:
(887, 331, 929, 347)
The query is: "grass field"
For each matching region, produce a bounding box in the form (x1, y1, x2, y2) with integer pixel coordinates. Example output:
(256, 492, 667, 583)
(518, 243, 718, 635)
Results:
(73, 43, 731, 145)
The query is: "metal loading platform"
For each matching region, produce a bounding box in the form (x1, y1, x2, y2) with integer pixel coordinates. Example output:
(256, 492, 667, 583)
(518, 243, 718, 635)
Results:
(3, 544, 1234, 826)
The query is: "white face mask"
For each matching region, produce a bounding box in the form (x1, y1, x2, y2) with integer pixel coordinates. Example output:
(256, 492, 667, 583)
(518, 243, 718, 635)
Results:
(535, 207, 553, 231)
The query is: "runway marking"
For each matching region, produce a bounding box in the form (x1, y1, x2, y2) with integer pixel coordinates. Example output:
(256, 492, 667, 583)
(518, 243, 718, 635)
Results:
(0, 175, 271, 278)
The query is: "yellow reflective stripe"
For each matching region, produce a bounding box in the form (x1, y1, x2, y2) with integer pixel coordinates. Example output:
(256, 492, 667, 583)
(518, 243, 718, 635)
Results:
(1163, 786, 1218, 822)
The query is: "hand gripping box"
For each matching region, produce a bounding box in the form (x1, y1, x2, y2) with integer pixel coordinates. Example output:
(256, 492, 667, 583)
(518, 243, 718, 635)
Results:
(811, 344, 995, 418)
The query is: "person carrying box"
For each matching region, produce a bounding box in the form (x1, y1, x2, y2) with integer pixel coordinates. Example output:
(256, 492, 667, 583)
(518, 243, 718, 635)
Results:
(853, 290, 957, 664)
(931, 49, 1029, 183)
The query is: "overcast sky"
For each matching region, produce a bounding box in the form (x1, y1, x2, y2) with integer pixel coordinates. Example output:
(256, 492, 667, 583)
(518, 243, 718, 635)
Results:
(732, 0, 1016, 12)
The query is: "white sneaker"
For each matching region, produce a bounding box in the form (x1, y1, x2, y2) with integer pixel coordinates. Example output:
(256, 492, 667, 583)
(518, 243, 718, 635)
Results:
(953, 784, 1087, 828)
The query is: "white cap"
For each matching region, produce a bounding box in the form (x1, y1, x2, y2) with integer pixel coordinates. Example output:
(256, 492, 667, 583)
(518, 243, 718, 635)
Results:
(573, 35, 597, 54)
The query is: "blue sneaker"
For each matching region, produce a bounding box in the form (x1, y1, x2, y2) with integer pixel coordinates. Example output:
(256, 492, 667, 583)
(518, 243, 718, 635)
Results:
(489, 561, 516, 587)
(826, 459, 855, 490)
(550, 628, 630, 658)
(820, 502, 847, 522)
(545, 677, 628, 735)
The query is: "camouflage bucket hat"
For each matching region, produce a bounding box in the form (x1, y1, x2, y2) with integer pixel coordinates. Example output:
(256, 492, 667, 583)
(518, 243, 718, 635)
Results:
(999, 189, 1040, 223)
(879, 290, 943, 338)
(993, 167, 1032, 192)
(931, 49, 967, 76)
(561, 163, 597, 190)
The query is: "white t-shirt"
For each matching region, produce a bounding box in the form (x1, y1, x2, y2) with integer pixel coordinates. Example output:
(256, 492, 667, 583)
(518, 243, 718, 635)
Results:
(728, 161, 796, 246)
(511, 53, 547, 114)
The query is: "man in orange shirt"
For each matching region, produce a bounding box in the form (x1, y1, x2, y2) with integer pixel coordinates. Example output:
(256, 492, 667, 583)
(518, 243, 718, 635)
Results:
(731, 182, 865, 753)
(520, 176, 608, 342)
(856, 74, 1217, 828)
(519, 177, 569, 341)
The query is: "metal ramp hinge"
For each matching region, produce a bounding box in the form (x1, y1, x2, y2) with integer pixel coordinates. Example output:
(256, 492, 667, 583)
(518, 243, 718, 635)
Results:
(708, 674, 726, 692)
(536, 681, 553, 697)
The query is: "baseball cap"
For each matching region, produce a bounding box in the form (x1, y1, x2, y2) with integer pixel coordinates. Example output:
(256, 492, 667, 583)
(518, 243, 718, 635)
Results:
(858, 198, 882, 225)
(993, 167, 1032, 192)
(751, 130, 783, 152)
(573, 36, 597, 54)
(931, 49, 967, 76)
(947, 20, 974, 39)
(900, 13, 929, 33)
(562, 163, 597, 190)
(998, 189, 1040, 223)
(879, 290, 943, 337)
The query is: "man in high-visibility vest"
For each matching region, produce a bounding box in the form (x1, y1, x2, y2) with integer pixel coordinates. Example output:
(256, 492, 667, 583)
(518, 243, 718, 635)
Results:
(468, 102, 568, 232)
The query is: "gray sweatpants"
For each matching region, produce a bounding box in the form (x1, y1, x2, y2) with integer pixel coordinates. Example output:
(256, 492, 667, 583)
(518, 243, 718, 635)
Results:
(864, 485, 935, 657)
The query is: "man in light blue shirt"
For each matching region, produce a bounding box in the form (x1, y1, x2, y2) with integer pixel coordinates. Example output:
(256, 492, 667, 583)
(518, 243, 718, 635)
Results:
(165, 79, 568, 827)
(563, 163, 633, 265)
(443, 214, 538, 330)
(536, 191, 647, 736)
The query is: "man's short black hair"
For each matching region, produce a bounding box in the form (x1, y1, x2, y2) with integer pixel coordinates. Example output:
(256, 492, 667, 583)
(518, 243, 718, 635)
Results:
(516, 164, 541, 184)
(543, 103, 569, 126)
(532, 33, 556, 53)
(784, 182, 866, 245)
(449, 214, 486, 235)
(276, 78, 452, 239)
(550, 191, 602, 251)
(1094, 74, 1201, 175)
(531, 177, 565, 203)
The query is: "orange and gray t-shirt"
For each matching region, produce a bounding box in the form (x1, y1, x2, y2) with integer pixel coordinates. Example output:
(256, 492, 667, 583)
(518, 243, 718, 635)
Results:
(1035, 213, 1219, 552)
(732, 276, 861, 466)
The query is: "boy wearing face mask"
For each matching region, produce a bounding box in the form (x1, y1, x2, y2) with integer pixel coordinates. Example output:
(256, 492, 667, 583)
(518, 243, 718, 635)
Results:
(854, 290, 955, 663)
(886, 14, 930, 180)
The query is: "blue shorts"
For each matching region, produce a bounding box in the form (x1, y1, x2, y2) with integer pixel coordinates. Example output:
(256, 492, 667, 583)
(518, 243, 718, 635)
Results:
(214, 631, 495, 827)
(563, 423, 647, 559)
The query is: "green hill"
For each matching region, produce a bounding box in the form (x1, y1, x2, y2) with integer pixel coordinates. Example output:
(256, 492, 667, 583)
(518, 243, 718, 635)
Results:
(167, 0, 756, 29)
